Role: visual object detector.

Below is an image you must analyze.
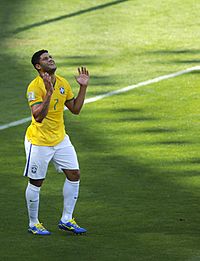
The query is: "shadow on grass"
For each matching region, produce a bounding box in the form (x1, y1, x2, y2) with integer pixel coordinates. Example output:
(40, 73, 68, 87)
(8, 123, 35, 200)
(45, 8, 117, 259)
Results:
(189, 70, 200, 74)
(147, 49, 200, 66)
(141, 127, 177, 133)
(12, 0, 128, 34)
(97, 106, 158, 122)
(147, 49, 200, 55)
(56, 56, 101, 67)
(155, 140, 191, 145)
(118, 116, 158, 122)
(111, 107, 144, 113)
(90, 75, 119, 86)
(0, 0, 33, 123)
(173, 59, 200, 64)
(0, 52, 31, 124)
(189, 158, 200, 164)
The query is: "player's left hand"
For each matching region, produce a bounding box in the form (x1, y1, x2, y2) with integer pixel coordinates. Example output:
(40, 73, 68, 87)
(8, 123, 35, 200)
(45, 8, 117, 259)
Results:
(75, 67, 89, 87)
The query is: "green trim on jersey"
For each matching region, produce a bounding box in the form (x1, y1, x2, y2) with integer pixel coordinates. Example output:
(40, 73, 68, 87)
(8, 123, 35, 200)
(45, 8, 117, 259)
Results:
(31, 102, 42, 107)
(65, 97, 75, 103)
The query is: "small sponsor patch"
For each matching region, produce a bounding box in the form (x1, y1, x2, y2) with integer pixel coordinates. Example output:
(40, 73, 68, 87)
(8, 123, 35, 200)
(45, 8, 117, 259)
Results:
(59, 87, 65, 94)
(27, 92, 36, 101)
(31, 165, 38, 174)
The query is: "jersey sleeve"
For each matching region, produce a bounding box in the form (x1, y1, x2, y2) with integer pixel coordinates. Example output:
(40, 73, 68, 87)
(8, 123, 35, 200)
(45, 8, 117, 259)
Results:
(26, 83, 43, 107)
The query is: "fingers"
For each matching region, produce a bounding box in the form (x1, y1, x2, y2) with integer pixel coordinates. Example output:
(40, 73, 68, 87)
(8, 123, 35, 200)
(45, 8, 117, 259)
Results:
(42, 72, 53, 93)
(78, 67, 89, 76)
(42, 72, 50, 81)
(42, 72, 49, 78)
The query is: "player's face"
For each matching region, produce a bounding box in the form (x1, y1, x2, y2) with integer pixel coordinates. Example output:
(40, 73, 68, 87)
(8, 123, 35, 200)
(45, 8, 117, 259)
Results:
(38, 52, 57, 74)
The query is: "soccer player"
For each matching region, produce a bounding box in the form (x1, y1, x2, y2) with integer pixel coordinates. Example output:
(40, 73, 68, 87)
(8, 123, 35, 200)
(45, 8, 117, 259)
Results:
(23, 50, 89, 235)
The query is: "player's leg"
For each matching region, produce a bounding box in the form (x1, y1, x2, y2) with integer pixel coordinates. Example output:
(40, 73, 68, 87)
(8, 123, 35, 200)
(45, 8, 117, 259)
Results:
(61, 169, 80, 221)
(25, 179, 44, 226)
(23, 138, 53, 235)
(53, 135, 86, 234)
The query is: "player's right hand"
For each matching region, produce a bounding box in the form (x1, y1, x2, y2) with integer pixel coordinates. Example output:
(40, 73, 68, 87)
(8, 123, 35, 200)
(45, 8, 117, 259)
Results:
(42, 72, 54, 95)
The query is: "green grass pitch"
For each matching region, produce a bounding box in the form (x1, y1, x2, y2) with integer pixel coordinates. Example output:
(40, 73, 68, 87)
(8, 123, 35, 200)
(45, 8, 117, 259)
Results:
(0, 0, 200, 260)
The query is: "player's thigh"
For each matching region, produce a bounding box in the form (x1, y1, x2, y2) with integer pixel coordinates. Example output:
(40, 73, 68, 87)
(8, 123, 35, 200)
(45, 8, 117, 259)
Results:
(52, 135, 79, 172)
(23, 138, 54, 180)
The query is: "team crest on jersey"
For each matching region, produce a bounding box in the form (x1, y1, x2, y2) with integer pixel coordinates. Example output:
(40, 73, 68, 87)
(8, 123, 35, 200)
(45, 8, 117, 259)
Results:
(59, 87, 65, 94)
(31, 165, 38, 174)
(27, 91, 36, 101)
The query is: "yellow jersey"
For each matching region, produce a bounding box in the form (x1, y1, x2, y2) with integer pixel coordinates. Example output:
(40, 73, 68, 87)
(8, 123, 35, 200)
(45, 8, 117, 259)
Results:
(26, 75, 74, 146)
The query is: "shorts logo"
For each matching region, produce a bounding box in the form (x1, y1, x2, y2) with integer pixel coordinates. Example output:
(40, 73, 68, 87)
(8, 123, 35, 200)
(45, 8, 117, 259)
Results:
(27, 92, 36, 101)
(31, 165, 38, 174)
(59, 87, 65, 94)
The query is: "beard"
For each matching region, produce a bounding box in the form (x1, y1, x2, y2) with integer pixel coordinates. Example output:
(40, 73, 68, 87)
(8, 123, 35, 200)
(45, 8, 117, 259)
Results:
(46, 66, 57, 74)
(40, 63, 57, 75)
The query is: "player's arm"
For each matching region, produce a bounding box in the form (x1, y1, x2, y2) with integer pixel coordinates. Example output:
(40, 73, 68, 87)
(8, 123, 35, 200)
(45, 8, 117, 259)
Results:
(32, 73, 54, 123)
(65, 67, 89, 115)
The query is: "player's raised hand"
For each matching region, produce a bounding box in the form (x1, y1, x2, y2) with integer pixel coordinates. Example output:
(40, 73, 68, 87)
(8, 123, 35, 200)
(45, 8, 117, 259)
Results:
(42, 72, 54, 95)
(75, 67, 89, 87)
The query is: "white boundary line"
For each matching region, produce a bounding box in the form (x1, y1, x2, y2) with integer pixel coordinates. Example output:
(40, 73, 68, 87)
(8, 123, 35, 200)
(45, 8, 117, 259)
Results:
(1, 66, 200, 131)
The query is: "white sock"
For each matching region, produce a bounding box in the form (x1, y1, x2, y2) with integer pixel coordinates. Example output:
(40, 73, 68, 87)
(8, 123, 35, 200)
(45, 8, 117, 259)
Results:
(61, 178, 79, 223)
(25, 183, 40, 227)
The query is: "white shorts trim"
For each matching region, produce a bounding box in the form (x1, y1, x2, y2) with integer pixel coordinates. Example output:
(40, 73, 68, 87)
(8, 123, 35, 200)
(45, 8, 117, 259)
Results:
(23, 135, 79, 179)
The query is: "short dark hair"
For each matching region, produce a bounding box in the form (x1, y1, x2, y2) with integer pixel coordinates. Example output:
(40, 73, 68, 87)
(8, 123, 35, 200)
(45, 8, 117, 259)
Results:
(31, 49, 48, 68)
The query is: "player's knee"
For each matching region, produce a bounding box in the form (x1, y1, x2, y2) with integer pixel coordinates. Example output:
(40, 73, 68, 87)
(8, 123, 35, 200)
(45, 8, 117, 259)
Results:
(29, 178, 44, 187)
(63, 169, 80, 181)
(69, 169, 80, 181)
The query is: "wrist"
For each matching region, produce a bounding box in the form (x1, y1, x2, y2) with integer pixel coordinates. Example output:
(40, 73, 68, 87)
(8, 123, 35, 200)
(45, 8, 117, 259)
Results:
(46, 90, 53, 97)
